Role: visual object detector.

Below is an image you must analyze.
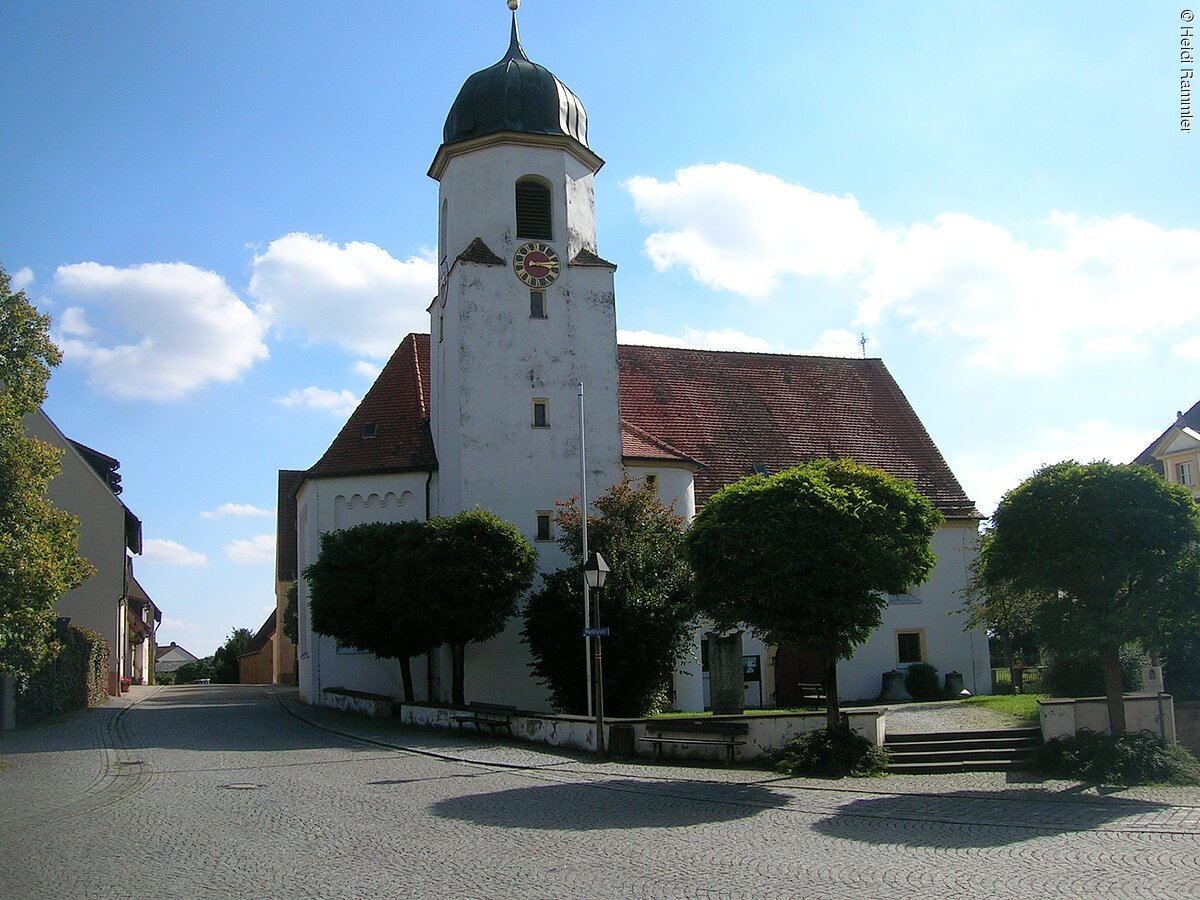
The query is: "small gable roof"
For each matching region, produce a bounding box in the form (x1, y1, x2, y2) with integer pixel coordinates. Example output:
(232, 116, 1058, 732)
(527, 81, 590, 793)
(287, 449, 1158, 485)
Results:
(302, 333, 437, 484)
(1134, 399, 1200, 474)
(618, 345, 980, 518)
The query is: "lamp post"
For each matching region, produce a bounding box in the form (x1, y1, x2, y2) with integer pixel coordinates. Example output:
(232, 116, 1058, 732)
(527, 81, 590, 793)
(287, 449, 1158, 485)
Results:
(584, 551, 609, 755)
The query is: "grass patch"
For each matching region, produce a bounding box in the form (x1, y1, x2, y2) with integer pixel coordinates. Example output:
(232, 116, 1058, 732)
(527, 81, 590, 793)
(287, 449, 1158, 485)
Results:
(961, 693, 1046, 723)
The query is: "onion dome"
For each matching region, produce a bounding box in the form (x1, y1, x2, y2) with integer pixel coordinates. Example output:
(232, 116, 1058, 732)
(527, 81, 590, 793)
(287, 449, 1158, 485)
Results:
(442, 14, 589, 150)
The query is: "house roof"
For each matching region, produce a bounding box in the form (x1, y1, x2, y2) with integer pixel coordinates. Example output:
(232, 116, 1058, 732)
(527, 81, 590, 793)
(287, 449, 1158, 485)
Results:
(1133, 399, 1200, 474)
(156, 642, 198, 662)
(276, 470, 303, 582)
(302, 333, 436, 483)
(241, 610, 276, 657)
(617, 345, 979, 517)
(303, 334, 978, 518)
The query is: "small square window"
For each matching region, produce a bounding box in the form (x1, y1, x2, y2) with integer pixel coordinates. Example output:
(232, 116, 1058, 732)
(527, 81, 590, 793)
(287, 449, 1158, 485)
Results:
(897, 631, 923, 666)
(645, 474, 658, 489)
(532, 399, 549, 428)
(536, 512, 553, 542)
(530, 290, 547, 319)
(361, 424, 378, 439)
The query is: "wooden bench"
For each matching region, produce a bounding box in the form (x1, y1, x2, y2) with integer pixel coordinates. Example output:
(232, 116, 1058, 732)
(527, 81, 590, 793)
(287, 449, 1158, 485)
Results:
(797, 683, 827, 704)
(451, 701, 517, 736)
(639, 720, 750, 765)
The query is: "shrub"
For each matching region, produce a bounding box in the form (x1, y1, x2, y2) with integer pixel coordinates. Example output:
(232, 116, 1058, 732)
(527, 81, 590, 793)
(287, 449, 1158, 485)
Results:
(1042, 643, 1144, 698)
(904, 662, 940, 700)
(1032, 729, 1200, 786)
(774, 727, 889, 778)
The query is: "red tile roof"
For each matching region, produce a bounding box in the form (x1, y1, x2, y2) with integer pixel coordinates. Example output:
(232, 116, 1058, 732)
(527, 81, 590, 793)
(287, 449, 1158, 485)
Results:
(618, 345, 980, 518)
(304, 334, 978, 519)
(304, 333, 436, 480)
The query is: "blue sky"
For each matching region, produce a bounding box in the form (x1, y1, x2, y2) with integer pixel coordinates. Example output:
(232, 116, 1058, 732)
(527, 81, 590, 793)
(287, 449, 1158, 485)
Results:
(3, 1, 1197, 656)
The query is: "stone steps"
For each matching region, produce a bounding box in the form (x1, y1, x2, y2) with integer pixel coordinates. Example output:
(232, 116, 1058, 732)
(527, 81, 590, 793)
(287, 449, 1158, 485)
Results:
(884, 726, 1041, 774)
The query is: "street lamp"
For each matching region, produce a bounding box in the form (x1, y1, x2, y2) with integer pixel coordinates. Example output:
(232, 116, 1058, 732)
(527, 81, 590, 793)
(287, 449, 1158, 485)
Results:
(584, 551, 609, 755)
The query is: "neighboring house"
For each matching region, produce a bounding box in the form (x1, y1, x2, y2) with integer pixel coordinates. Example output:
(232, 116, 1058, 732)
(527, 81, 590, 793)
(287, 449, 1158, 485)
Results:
(156, 642, 199, 674)
(24, 409, 152, 695)
(292, 14, 989, 711)
(238, 611, 277, 685)
(1134, 400, 1200, 501)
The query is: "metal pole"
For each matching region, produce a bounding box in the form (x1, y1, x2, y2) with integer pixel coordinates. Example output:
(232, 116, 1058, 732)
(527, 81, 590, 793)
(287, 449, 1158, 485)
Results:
(579, 382, 593, 718)
(594, 585, 605, 755)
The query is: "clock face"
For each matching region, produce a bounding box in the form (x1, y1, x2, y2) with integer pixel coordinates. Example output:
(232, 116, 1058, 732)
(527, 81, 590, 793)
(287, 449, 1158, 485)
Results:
(513, 241, 561, 288)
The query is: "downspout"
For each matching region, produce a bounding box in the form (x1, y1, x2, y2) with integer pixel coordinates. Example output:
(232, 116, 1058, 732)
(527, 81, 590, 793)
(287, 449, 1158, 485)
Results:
(424, 468, 436, 701)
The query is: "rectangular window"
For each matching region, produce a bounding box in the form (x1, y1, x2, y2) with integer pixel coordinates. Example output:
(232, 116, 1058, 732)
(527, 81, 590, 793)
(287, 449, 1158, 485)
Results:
(535, 512, 553, 542)
(530, 290, 547, 319)
(645, 474, 658, 489)
(1179, 462, 1194, 486)
(897, 631, 924, 666)
(532, 399, 549, 428)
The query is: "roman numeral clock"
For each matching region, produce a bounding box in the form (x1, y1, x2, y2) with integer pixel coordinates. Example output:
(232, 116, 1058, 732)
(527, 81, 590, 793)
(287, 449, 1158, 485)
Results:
(513, 241, 560, 288)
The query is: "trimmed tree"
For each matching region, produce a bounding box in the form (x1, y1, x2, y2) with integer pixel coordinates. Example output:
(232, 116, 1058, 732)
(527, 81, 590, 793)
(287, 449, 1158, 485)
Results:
(0, 264, 94, 681)
(423, 510, 538, 706)
(213, 627, 254, 684)
(686, 459, 942, 731)
(973, 460, 1200, 733)
(304, 521, 435, 701)
(522, 478, 696, 716)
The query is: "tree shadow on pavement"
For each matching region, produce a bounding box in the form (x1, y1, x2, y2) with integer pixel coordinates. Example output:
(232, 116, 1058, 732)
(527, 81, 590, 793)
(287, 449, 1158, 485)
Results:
(431, 778, 790, 830)
(811, 786, 1174, 849)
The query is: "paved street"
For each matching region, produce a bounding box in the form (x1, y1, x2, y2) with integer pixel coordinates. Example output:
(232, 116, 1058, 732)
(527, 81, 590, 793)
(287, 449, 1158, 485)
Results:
(3, 685, 1200, 899)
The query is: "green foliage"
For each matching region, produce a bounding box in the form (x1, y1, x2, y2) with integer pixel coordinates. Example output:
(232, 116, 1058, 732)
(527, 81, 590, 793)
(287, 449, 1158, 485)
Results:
(0, 265, 95, 680)
(15, 625, 108, 724)
(974, 461, 1200, 732)
(1163, 633, 1200, 702)
(1042, 644, 1145, 698)
(174, 657, 215, 684)
(1032, 730, 1200, 786)
(522, 478, 696, 716)
(904, 662, 941, 700)
(774, 727, 890, 778)
(212, 628, 254, 683)
(423, 510, 538, 705)
(282, 582, 298, 643)
(305, 521, 436, 700)
(687, 459, 941, 729)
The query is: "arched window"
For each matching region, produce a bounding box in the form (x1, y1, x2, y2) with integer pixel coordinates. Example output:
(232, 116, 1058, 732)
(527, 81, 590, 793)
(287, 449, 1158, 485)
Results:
(515, 178, 552, 240)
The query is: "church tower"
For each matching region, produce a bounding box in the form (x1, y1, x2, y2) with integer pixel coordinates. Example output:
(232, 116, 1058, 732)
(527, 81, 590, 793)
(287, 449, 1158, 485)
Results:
(428, 6, 624, 704)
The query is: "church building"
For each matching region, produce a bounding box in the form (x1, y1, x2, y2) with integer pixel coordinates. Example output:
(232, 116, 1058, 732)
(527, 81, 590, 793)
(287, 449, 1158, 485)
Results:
(292, 9, 990, 712)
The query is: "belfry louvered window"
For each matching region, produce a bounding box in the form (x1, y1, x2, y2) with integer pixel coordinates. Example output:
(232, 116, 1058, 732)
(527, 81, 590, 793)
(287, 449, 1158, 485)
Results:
(515, 179, 552, 239)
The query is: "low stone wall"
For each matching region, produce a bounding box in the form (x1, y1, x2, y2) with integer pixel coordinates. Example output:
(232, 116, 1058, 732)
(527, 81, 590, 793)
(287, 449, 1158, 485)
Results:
(321, 687, 393, 719)
(399, 702, 887, 763)
(1040, 693, 1176, 742)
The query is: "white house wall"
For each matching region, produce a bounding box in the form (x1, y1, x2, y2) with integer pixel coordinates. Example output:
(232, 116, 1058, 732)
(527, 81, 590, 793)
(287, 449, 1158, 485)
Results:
(623, 464, 697, 521)
(295, 472, 432, 704)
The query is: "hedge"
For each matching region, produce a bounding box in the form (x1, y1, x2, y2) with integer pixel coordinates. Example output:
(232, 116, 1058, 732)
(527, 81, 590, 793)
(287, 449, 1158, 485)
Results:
(17, 625, 109, 725)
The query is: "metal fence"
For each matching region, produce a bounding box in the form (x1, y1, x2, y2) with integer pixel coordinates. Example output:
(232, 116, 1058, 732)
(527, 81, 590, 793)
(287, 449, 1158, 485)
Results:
(991, 665, 1044, 694)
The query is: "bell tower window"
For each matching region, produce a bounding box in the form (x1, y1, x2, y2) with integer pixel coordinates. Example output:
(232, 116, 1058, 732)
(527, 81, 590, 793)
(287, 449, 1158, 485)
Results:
(516, 178, 552, 240)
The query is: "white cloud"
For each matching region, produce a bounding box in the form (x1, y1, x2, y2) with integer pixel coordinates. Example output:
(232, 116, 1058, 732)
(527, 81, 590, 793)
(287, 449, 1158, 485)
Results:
(618, 326, 777, 352)
(52, 262, 268, 400)
(225, 534, 276, 564)
(251, 233, 435, 358)
(956, 419, 1161, 517)
(1172, 335, 1200, 360)
(276, 386, 360, 417)
(11, 267, 34, 291)
(201, 503, 273, 520)
(353, 360, 383, 379)
(58, 307, 93, 337)
(142, 538, 209, 566)
(161, 617, 202, 634)
(624, 163, 878, 298)
(625, 164, 1200, 373)
(801, 329, 870, 358)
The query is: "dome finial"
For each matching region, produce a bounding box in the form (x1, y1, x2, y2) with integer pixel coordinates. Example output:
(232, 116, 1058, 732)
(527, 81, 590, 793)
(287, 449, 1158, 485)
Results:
(505, 0, 526, 60)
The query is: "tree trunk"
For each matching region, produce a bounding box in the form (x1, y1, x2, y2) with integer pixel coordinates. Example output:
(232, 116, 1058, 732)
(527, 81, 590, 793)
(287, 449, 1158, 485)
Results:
(824, 658, 842, 733)
(451, 643, 465, 706)
(398, 656, 415, 703)
(1099, 642, 1127, 735)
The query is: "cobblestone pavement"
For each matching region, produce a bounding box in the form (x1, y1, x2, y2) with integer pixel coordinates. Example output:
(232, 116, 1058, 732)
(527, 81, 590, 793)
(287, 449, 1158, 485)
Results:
(3, 685, 1200, 899)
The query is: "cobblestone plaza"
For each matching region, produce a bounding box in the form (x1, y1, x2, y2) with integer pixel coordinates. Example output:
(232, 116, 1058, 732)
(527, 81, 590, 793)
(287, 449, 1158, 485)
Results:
(2, 685, 1199, 899)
